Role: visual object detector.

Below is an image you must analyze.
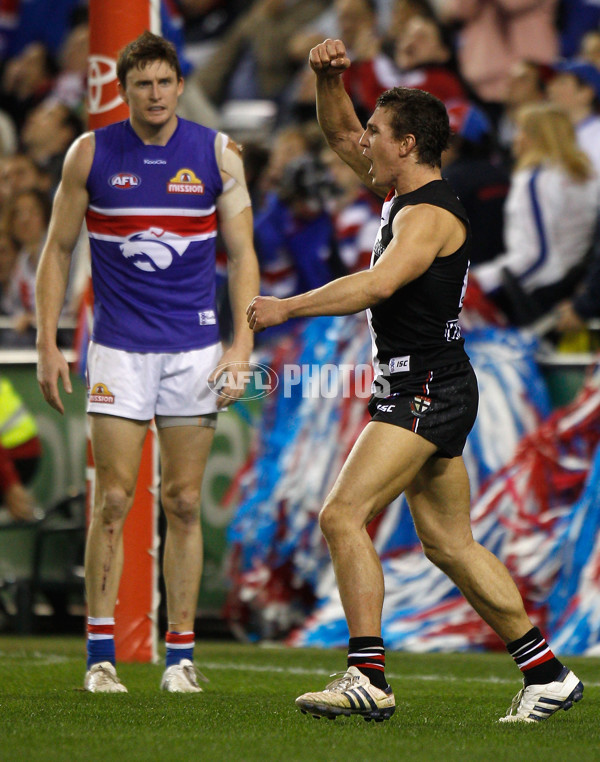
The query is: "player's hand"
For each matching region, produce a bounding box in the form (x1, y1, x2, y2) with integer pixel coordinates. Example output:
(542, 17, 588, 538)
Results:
(309, 39, 351, 77)
(5, 483, 37, 522)
(37, 343, 72, 415)
(246, 296, 288, 332)
(555, 300, 586, 332)
(208, 346, 252, 409)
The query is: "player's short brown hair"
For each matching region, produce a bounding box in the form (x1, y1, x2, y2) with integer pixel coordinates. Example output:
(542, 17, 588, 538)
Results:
(376, 87, 450, 168)
(116, 31, 182, 87)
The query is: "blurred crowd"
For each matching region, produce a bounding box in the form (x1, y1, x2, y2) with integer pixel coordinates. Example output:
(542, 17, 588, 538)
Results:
(1, 0, 600, 350)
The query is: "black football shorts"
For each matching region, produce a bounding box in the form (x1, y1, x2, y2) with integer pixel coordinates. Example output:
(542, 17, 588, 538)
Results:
(367, 361, 479, 458)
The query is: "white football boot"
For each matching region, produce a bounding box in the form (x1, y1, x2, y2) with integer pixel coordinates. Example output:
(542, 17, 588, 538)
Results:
(84, 661, 128, 693)
(295, 666, 395, 722)
(499, 667, 583, 723)
(160, 659, 206, 693)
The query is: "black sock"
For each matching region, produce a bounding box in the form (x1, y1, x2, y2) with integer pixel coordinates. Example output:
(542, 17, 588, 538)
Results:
(507, 627, 564, 686)
(347, 636, 389, 692)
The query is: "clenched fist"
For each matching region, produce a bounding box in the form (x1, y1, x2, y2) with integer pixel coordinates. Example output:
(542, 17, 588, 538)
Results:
(246, 296, 289, 332)
(309, 39, 351, 77)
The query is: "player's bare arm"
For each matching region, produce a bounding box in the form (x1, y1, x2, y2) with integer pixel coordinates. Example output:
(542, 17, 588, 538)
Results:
(309, 39, 389, 198)
(36, 132, 94, 414)
(210, 134, 260, 406)
(247, 205, 463, 331)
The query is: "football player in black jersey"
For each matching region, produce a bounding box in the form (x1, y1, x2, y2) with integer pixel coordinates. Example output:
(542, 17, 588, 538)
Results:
(247, 39, 583, 724)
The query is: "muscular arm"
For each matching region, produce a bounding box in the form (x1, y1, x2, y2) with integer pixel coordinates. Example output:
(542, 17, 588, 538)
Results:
(310, 39, 389, 198)
(210, 134, 260, 405)
(36, 133, 94, 413)
(248, 205, 463, 328)
(220, 206, 260, 350)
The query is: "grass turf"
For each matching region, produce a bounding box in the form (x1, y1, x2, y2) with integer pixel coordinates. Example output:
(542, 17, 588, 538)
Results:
(0, 636, 598, 762)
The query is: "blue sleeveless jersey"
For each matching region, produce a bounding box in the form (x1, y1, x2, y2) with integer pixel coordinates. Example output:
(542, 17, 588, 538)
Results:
(86, 118, 223, 352)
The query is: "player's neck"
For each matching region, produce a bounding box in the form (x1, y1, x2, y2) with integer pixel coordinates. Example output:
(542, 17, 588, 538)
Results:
(129, 114, 179, 146)
(393, 165, 441, 196)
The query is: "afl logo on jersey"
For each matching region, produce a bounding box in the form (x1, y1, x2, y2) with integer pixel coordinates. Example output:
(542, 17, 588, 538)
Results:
(168, 168, 205, 194)
(109, 172, 141, 189)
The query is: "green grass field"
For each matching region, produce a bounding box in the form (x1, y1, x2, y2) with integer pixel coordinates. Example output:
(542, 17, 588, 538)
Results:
(1, 636, 599, 762)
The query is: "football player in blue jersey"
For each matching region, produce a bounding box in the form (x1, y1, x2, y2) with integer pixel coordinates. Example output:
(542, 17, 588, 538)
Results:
(36, 31, 260, 694)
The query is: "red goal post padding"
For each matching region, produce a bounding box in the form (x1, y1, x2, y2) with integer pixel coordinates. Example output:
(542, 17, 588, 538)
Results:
(86, 0, 161, 663)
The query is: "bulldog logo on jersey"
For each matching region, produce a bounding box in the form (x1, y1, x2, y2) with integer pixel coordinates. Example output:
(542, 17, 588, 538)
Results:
(89, 383, 115, 404)
(410, 395, 431, 418)
(120, 228, 192, 272)
(168, 168, 205, 194)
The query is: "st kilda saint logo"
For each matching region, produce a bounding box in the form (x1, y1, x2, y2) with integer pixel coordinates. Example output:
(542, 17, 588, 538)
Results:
(410, 395, 432, 418)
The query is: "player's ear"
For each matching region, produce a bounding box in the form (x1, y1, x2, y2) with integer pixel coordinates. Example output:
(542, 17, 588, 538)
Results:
(399, 134, 416, 156)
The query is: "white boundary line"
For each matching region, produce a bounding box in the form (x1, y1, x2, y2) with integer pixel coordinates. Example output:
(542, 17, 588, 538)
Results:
(2, 653, 599, 687)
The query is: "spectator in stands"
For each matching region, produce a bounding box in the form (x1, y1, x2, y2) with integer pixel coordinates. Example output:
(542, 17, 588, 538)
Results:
(579, 28, 600, 69)
(0, 230, 18, 317)
(51, 20, 89, 112)
(558, 0, 600, 58)
(472, 103, 598, 325)
(383, 0, 436, 54)
(258, 124, 315, 202)
(0, 153, 50, 210)
(254, 155, 339, 307)
(288, 0, 392, 123)
(555, 241, 600, 331)
(20, 98, 83, 190)
(497, 60, 552, 164)
(392, 15, 469, 105)
(0, 375, 42, 523)
(0, 41, 56, 131)
(3, 0, 86, 60)
(443, 101, 510, 265)
(190, 0, 328, 106)
(2, 188, 51, 340)
(438, 0, 559, 121)
(322, 147, 381, 273)
(547, 59, 600, 178)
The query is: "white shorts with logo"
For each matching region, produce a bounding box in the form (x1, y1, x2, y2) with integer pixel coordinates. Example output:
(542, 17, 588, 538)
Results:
(86, 341, 222, 420)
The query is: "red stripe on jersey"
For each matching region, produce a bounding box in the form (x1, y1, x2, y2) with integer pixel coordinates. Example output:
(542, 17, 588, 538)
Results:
(87, 624, 114, 635)
(86, 208, 217, 238)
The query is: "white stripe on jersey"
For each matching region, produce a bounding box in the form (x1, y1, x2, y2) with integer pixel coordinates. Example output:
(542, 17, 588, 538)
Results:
(88, 204, 217, 217)
(88, 231, 218, 243)
(368, 193, 395, 388)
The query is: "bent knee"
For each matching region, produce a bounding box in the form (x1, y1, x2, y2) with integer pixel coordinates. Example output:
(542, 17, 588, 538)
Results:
(163, 490, 201, 527)
(421, 537, 472, 571)
(318, 496, 366, 540)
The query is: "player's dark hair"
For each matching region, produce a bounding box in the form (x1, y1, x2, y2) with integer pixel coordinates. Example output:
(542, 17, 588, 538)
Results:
(375, 87, 450, 168)
(116, 30, 182, 87)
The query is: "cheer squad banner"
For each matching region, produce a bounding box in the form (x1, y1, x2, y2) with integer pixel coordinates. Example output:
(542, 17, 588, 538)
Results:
(224, 315, 600, 654)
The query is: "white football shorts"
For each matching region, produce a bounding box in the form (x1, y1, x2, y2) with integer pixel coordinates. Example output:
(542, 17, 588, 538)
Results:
(86, 341, 222, 420)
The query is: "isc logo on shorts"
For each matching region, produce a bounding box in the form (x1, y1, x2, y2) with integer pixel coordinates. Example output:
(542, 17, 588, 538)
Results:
(389, 355, 410, 373)
(109, 173, 141, 189)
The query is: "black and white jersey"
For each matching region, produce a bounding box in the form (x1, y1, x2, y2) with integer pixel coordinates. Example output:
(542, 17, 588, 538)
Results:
(367, 179, 471, 383)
